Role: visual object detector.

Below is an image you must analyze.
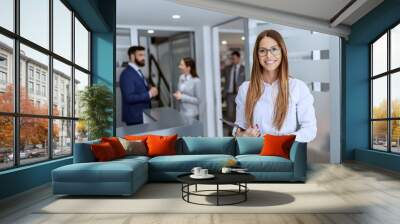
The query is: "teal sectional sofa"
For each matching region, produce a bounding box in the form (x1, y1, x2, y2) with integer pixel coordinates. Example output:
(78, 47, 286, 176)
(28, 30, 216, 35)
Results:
(52, 137, 307, 196)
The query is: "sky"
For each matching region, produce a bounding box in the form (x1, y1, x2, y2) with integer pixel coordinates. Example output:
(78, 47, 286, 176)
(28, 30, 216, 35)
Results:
(372, 28, 400, 108)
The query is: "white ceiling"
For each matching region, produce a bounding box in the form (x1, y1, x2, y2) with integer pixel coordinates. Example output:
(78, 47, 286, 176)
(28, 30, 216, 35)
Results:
(226, 0, 353, 24)
(117, 0, 235, 27)
(219, 18, 245, 31)
(117, 0, 384, 38)
(174, 0, 384, 37)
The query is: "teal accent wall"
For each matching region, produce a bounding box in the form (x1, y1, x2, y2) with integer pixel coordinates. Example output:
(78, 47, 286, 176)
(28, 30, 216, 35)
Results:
(344, 0, 400, 171)
(355, 149, 400, 172)
(0, 158, 72, 199)
(343, 44, 370, 159)
(65, 0, 111, 32)
(0, 0, 116, 200)
(91, 0, 116, 135)
(91, 32, 115, 136)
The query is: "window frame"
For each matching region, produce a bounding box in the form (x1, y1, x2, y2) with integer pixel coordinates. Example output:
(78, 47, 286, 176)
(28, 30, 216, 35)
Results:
(370, 20, 400, 154)
(0, 0, 92, 171)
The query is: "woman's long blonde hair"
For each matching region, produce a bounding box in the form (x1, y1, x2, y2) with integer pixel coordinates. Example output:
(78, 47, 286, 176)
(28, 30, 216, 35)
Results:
(245, 30, 289, 130)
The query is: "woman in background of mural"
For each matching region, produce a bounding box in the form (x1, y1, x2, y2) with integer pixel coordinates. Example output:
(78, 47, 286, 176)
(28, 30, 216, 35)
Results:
(173, 57, 201, 120)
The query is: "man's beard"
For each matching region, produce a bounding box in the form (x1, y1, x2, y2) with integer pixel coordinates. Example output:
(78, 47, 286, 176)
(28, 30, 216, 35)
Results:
(135, 58, 145, 67)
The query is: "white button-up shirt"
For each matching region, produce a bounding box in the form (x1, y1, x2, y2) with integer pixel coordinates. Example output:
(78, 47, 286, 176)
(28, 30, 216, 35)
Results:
(234, 78, 317, 143)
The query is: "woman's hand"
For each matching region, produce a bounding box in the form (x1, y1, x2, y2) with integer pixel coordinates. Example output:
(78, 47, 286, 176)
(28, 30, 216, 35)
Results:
(173, 91, 182, 100)
(236, 125, 261, 137)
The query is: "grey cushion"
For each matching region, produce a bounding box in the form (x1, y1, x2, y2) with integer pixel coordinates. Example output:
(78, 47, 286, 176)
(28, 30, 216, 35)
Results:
(118, 137, 147, 156)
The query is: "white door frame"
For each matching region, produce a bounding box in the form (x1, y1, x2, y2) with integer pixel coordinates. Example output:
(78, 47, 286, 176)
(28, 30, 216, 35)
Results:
(210, 17, 246, 137)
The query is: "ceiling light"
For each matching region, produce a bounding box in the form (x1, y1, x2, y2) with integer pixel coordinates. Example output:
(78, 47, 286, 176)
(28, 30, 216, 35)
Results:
(172, 15, 181, 19)
(241, 36, 245, 40)
(147, 30, 154, 34)
(221, 40, 227, 45)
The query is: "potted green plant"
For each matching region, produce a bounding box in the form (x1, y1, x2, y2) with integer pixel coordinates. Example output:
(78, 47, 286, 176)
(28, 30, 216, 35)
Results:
(79, 84, 113, 140)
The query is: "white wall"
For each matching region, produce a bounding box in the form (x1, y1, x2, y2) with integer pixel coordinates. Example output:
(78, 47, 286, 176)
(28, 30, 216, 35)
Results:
(195, 26, 216, 136)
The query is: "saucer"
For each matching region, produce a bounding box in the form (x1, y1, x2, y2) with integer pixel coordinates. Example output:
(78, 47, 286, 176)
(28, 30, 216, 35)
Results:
(190, 174, 215, 179)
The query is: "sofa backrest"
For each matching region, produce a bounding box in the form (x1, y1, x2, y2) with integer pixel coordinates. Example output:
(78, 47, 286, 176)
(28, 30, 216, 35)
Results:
(177, 137, 235, 155)
(73, 137, 266, 161)
(235, 137, 263, 155)
(73, 139, 100, 163)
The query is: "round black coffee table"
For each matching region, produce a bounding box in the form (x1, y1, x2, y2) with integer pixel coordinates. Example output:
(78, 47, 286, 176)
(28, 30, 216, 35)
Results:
(177, 173, 255, 206)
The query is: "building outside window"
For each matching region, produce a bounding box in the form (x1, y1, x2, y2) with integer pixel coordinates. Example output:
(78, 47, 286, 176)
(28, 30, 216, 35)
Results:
(0, 71, 6, 84)
(35, 83, 40, 95)
(41, 85, 46, 97)
(28, 81, 34, 94)
(0, 54, 7, 89)
(41, 73, 46, 83)
(35, 70, 40, 81)
(28, 66, 34, 80)
(0, 54, 7, 67)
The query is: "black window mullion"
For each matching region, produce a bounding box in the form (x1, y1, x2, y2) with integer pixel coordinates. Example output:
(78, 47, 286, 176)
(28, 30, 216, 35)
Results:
(0, 113, 79, 119)
(370, 45, 373, 149)
(88, 31, 91, 75)
(71, 10, 76, 154)
(369, 44, 374, 149)
(387, 30, 391, 152)
(371, 67, 400, 78)
(13, 0, 20, 167)
(74, 64, 90, 74)
(48, 0, 53, 160)
(372, 118, 396, 121)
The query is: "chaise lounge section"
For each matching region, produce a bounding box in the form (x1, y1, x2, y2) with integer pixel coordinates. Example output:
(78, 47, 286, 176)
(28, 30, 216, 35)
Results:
(52, 140, 149, 196)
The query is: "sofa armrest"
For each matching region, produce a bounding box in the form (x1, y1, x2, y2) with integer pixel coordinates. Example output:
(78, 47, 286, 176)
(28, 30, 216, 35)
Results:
(73, 141, 99, 163)
(289, 142, 307, 181)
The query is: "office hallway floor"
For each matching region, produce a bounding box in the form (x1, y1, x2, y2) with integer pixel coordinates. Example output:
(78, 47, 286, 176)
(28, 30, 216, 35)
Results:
(1, 162, 400, 224)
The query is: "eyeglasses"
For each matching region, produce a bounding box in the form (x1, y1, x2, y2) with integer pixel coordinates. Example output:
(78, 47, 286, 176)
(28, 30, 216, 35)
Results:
(257, 46, 281, 57)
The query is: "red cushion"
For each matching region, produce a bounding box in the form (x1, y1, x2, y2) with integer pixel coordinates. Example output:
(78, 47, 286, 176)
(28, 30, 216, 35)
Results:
(91, 142, 118, 162)
(101, 137, 126, 158)
(124, 135, 152, 141)
(146, 135, 178, 157)
(259, 134, 296, 159)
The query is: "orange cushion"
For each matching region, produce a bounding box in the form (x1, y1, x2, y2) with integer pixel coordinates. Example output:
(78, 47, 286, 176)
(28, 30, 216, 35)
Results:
(101, 137, 127, 158)
(91, 142, 118, 162)
(146, 135, 178, 157)
(259, 134, 296, 159)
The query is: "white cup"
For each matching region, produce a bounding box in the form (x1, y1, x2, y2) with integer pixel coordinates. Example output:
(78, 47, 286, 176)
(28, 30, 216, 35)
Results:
(191, 167, 202, 176)
(221, 167, 232, 174)
(200, 169, 208, 176)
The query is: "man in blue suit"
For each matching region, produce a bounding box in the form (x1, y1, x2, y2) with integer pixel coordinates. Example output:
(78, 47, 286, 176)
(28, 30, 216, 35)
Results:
(120, 46, 158, 125)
